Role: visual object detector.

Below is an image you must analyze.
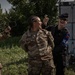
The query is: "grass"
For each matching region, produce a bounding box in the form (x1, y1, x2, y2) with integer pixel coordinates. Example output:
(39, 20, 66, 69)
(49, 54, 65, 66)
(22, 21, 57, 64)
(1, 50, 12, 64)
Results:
(0, 37, 75, 75)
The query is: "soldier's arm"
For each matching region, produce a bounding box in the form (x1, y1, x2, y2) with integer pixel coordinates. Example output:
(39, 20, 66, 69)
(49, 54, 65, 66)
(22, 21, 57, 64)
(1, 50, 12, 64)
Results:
(19, 33, 28, 52)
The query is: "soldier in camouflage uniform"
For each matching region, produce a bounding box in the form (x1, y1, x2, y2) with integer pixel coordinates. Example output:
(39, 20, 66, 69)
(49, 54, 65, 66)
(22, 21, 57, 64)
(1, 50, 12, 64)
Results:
(20, 16, 55, 75)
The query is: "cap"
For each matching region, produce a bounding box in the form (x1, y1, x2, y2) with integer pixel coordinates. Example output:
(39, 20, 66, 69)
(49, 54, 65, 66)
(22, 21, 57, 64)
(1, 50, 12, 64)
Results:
(59, 13, 68, 20)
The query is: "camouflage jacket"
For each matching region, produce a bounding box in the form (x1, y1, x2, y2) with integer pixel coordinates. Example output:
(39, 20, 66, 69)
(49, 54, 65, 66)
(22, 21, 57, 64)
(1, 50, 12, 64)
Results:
(20, 29, 54, 60)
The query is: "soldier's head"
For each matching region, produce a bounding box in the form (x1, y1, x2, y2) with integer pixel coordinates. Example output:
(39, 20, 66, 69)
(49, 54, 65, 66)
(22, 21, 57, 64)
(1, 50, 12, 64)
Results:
(28, 15, 42, 30)
(58, 13, 68, 28)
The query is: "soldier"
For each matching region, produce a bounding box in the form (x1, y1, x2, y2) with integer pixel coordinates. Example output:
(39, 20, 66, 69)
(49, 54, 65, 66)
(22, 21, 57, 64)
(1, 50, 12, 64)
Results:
(0, 25, 11, 75)
(20, 15, 55, 75)
(42, 13, 70, 75)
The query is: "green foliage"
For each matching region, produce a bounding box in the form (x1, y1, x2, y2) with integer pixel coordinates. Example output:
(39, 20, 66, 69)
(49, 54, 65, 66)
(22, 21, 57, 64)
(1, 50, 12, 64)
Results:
(0, 37, 21, 48)
(0, 46, 28, 75)
(6, 0, 58, 36)
(65, 68, 75, 75)
(5, 8, 27, 36)
(0, 0, 59, 36)
(0, 37, 28, 75)
(0, 12, 9, 32)
(29, 0, 58, 24)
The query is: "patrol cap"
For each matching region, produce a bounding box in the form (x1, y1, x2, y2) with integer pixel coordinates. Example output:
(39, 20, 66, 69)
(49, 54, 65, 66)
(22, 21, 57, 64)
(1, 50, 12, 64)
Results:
(59, 13, 68, 21)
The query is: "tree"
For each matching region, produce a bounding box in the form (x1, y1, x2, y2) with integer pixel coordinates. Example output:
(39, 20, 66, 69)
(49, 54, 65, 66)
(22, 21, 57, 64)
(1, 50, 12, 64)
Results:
(0, 6, 9, 33)
(29, 0, 58, 24)
(7, 0, 58, 36)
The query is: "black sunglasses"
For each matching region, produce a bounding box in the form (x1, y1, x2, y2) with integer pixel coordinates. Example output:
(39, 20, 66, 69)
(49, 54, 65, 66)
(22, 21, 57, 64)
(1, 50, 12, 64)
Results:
(60, 18, 68, 21)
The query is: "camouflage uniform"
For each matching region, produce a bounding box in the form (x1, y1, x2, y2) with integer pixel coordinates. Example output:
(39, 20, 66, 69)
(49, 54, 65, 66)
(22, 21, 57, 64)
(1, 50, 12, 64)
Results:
(20, 29, 55, 75)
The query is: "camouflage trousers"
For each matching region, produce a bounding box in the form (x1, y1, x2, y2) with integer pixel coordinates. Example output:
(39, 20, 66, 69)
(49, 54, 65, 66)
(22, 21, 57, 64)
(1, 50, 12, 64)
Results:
(28, 59, 55, 75)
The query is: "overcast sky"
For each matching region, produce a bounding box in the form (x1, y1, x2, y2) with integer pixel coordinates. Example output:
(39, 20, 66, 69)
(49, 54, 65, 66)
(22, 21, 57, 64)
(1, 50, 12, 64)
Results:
(0, 0, 12, 12)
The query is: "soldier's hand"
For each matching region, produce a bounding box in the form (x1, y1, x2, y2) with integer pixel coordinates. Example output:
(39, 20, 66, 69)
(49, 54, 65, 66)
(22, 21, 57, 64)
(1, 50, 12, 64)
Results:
(43, 15, 49, 26)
